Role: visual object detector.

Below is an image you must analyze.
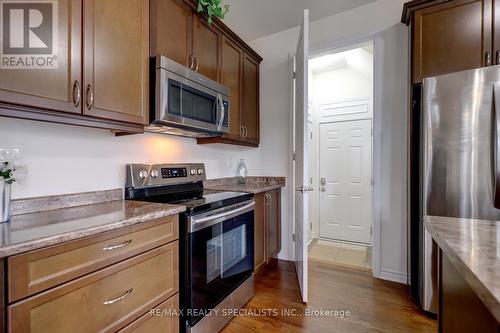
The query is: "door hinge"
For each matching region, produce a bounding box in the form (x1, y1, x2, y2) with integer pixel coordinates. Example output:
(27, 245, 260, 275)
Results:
(292, 234, 295, 242)
(293, 71, 296, 79)
(371, 178, 375, 186)
(310, 222, 312, 230)
(292, 152, 296, 161)
(370, 227, 373, 236)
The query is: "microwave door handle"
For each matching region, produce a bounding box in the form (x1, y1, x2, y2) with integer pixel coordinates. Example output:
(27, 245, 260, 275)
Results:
(217, 95, 225, 131)
(493, 83, 500, 208)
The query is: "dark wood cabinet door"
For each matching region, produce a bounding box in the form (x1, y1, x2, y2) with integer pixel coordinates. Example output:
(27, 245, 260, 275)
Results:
(440, 251, 499, 332)
(266, 190, 281, 262)
(220, 36, 243, 140)
(242, 54, 259, 144)
(493, 0, 500, 64)
(192, 15, 220, 81)
(151, 0, 192, 67)
(83, 0, 149, 125)
(0, 0, 82, 114)
(254, 193, 266, 272)
(413, 0, 492, 83)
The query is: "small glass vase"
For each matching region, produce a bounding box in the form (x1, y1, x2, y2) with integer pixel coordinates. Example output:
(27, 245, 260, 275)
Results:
(0, 179, 11, 223)
(236, 159, 248, 184)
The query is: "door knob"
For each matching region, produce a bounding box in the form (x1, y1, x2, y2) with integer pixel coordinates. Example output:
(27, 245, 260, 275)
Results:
(320, 187, 326, 192)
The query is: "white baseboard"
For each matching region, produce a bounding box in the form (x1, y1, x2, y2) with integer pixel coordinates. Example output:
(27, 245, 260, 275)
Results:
(277, 250, 290, 261)
(379, 269, 408, 284)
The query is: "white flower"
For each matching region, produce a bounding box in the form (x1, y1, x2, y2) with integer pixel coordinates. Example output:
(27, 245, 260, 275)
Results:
(0, 149, 19, 163)
(0, 149, 23, 184)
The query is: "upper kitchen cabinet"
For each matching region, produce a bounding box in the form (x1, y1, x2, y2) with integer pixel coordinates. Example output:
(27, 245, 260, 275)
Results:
(0, 0, 82, 114)
(151, 0, 220, 81)
(493, 0, 500, 64)
(408, 0, 492, 83)
(242, 54, 260, 145)
(192, 15, 221, 81)
(147, 0, 263, 147)
(83, 0, 149, 125)
(150, 0, 192, 67)
(219, 36, 243, 141)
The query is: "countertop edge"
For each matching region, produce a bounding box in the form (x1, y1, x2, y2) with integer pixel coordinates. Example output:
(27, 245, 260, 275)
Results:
(0, 204, 186, 258)
(204, 184, 285, 194)
(424, 218, 500, 323)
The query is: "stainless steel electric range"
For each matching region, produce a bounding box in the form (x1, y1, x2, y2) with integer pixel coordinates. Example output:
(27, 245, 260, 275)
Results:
(125, 163, 255, 333)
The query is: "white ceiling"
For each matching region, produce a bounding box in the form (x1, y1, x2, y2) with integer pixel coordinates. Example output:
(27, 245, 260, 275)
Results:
(309, 43, 373, 81)
(222, 0, 376, 42)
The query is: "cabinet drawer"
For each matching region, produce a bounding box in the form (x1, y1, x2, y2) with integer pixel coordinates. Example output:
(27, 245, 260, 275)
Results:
(8, 242, 179, 333)
(118, 294, 179, 333)
(8, 215, 178, 302)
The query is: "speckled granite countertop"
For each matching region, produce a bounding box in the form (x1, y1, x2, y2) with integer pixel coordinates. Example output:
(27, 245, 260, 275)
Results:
(424, 216, 500, 322)
(0, 189, 185, 258)
(204, 176, 285, 194)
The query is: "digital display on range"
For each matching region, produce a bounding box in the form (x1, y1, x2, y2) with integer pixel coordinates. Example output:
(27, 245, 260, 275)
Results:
(161, 167, 187, 179)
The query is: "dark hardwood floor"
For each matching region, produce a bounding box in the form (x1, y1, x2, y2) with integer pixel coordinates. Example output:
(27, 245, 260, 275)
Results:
(222, 260, 437, 333)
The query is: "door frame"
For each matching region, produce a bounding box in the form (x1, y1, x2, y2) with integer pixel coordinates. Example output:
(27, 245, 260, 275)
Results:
(308, 34, 383, 278)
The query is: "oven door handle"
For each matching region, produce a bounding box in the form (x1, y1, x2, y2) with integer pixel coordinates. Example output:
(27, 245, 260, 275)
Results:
(188, 201, 255, 233)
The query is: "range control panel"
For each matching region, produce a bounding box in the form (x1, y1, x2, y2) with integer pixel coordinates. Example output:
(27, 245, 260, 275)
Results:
(125, 163, 205, 188)
(161, 167, 187, 178)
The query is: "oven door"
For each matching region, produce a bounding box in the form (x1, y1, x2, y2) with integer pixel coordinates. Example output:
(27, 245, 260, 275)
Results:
(157, 68, 228, 133)
(187, 200, 254, 327)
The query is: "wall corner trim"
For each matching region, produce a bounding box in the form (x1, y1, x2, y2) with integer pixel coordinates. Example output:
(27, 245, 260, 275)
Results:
(379, 268, 408, 284)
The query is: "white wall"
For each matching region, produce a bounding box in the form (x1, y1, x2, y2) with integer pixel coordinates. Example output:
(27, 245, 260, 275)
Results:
(373, 23, 408, 283)
(249, 0, 409, 279)
(313, 68, 372, 104)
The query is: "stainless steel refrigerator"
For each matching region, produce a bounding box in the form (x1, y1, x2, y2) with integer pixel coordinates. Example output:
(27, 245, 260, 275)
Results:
(421, 66, 500, 314)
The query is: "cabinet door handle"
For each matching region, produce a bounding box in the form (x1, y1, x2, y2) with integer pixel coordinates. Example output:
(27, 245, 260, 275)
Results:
(102, 239, 132, 251)
(496, 50, 500, 65)
(86, 84, 94, 110)
(194, 57, 199, 72)
(240, 126, 244, 138)
(244, 126, 248, 138)
(103, 288, 133, 305)
(187, 55, 193, 69)
(72, 80, 81, 107)
(486, 51, 492, 66)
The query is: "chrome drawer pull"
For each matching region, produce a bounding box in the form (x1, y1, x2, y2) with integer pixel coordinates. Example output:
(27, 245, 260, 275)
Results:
(103, 288, 133, 305)
(102, 239, 132, 251)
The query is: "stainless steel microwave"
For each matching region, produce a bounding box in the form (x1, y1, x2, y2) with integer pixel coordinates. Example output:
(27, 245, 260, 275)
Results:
(146, 55, 229, 138)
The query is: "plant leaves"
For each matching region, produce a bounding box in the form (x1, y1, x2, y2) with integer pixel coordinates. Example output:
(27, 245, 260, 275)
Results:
(198, 0, 229, 25)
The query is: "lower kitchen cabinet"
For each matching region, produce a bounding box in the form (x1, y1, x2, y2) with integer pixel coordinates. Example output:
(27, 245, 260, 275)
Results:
(254, 189, 282, 273)
(266, 189, 281, 261)
(5, 215, 180, 333)
(440, 250, 499, 332)
(118, 294, 180, 333)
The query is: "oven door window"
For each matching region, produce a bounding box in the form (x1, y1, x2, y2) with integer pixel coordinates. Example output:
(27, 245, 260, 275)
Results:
(189, 210, 254, 326)
(168, 79, 217, 125)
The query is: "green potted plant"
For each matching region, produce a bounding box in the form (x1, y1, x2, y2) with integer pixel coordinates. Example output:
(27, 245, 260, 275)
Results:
(197, 0, 229, 25)
(0, 149, 20, 223)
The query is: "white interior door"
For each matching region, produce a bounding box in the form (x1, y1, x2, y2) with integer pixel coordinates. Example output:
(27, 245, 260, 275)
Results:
(293, 9, 309, 303)
(319, 119, 372, 244)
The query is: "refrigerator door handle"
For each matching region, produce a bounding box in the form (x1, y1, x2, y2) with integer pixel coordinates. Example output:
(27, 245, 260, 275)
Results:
(492, 83, 500, 208)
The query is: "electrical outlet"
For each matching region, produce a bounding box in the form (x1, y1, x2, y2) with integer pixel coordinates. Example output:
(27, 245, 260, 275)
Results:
(225, 157, 233, 169)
